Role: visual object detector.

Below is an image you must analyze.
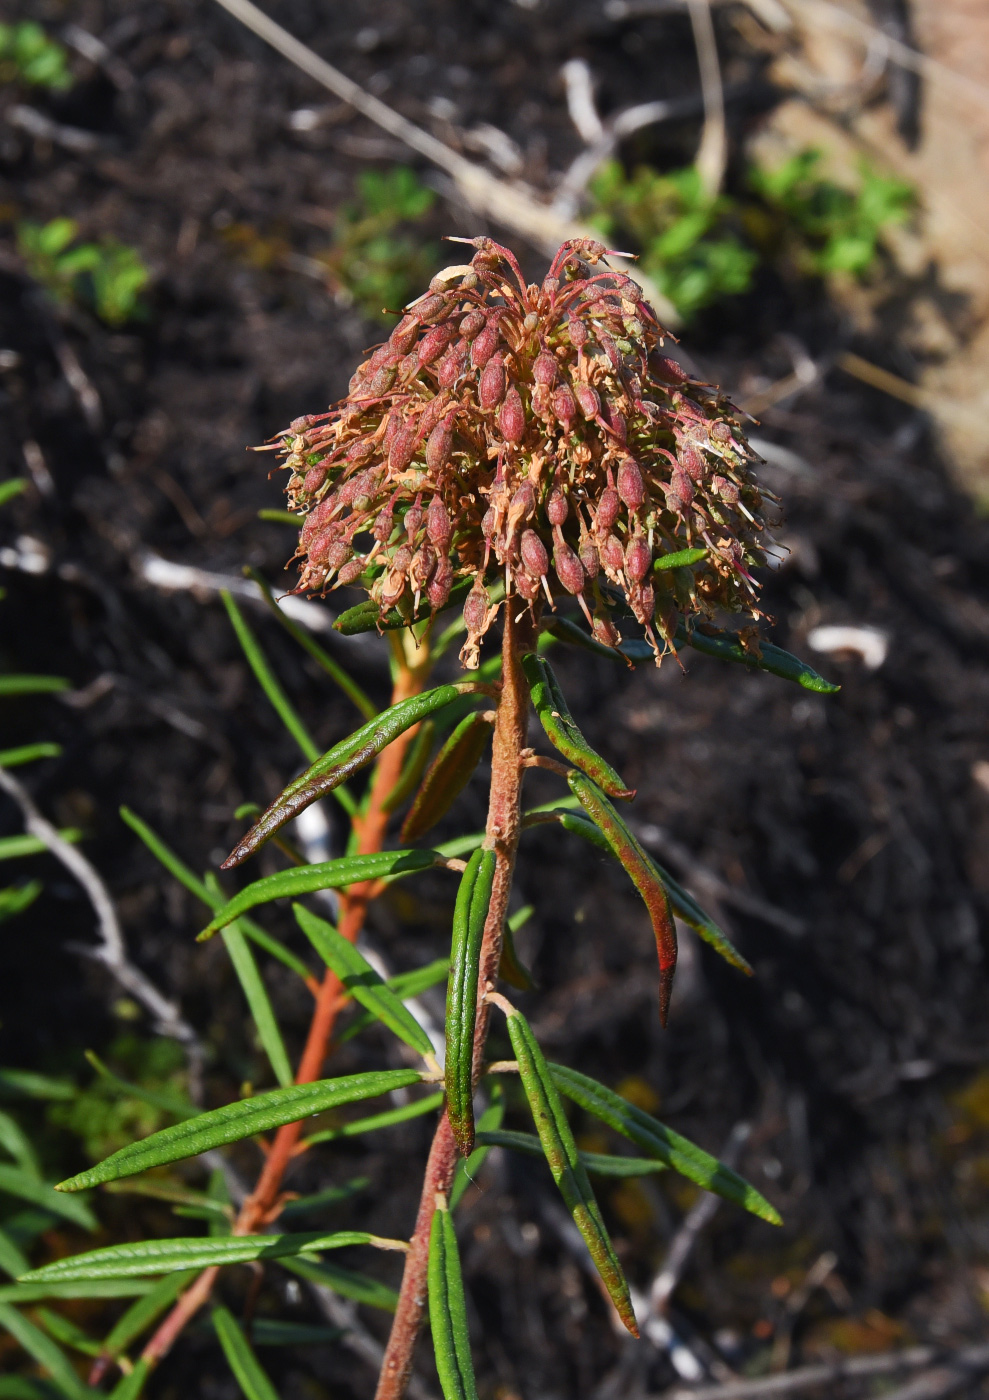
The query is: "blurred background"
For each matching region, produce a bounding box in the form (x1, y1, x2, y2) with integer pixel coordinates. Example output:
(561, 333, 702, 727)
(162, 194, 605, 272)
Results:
(1, 1, 989, 1397)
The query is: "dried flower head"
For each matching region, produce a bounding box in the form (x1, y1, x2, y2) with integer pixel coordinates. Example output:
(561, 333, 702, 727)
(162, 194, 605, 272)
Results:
(274, 236, 776, 668)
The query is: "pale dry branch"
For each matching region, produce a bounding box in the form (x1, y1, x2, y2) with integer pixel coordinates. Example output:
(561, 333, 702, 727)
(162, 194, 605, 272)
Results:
(688, 0, 727, 196)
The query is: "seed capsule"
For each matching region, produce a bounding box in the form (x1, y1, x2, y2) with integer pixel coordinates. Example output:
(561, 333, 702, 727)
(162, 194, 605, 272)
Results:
(712, 475, 739, 504)
(389, 425, 418, 474)
(404, 502, 424, 543)
(346, 437, 375, 463)
(593, 613, 621, 648)
(470, 322, 501, 369)
(520, 528, 549, 577)
(413, 293, 447, 323)
(533, 351, 557, 386)
(389, 315, 420, 355)
(595, 487, 620, 533)
(579, 538, 600, 579)
(568, 315, 588, 348)
(669, 470, 694, 507)
(625, 534, 651, 582)
(551, 384, 577, 432)
(303, 463, 327, 494)
(336, 557, 366, 587)
(679, 442, 706, 482)
(600, 534, 624, 573)
(553, 540, 585, 596)
(437, 342, 467, 389)
(499, 387, 526, 443)
(463, 580, 490, 635)
(710, 420, 732, 443)
(364, 363, 398, 397)
(576, 383, 601, 420)
(547, 489, 568, 526)
(427, 552, 454, 609)
(617, 457, 646, 510)
(514, 566, 540, 601)
(373, 503, 394, 542)
(481, 506, 497, 541)
(651, 355, 689, 383)
(426, 419, 454, 473)
(426, 496, 452, 549)
(479, 354, 507, 410)
(417, 323, 458, 367)
(309, 531, 348, 569)
(459, 310, 486, 339)
(409, 542, 437, 591)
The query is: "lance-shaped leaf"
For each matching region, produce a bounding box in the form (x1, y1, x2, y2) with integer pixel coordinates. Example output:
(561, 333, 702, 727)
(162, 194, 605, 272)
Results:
(498, 906, 534, 992)
(0, 742, 62, 767)
(55, 1069, 425, 1191)
(293, 904, 434, 1057)
(0, 1166, 96, 1231)
(0, 675, 71, 696)
(654, 547, 708, 571)
(428, 1201, 479, 1400)
(224, 683, 480, 866)
(18, 1231, 386, 1283)
(674, 623, 840, 693)
(445, 849, 496, 1156)
(568, 772, 677, 1026)
(35, 1307, 100, 1357)
(522, 654, 633, 800)
(217, 902, 294, 1088)
(475, 1129, 669, 1179)
(527, 809, 751, 976)
(279, 1178, 368, 1218)
(109, 1358, 150, 1400)
(0, 1303, 91, 1400)
(302, 1092, 444, 1148)
(0, 1280, 154, 1304)
(339, 957, 449, 1045)
(250, 1320, 344, 1346)
(198, 848, 440, 941)
(281, 1254, 399, 1313)
(334, 576, 473, 635)
(549, 1063, 781, 1225)
(401, 712, 494, 843)
(221, 590, 320, 765)
(449, 1085, 504, 1211)
(102, 1271, 197, 1357)
(500, 1003, 638, 1337)
(213, 1305, 280, 1400)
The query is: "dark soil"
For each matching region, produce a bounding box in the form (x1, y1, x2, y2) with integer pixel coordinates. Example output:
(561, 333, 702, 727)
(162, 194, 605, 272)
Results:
(2, 2, 989, 1398)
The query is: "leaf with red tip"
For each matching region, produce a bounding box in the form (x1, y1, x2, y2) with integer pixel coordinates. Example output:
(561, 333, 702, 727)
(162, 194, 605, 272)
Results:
(567, 772, 677, 1025)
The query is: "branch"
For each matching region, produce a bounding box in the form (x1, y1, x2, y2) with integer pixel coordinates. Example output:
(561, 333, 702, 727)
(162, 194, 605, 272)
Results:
(687, 0, 727, 197)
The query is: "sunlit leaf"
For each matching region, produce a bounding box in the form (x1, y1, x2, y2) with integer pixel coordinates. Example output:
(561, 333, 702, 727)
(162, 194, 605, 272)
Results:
(475, 1129, 668, 1178)
(301, 1091, 444, 1148)
(428, 1202, 478, 1400)
(0, 1304, 91, 1400)
(0, 1166, 95, 1231)
(521, 653, 632, 799)
(445, 849, 496, 1155)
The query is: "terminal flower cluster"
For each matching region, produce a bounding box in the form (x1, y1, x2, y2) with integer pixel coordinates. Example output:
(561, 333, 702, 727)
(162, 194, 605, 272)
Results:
(275, 236, 775, 667)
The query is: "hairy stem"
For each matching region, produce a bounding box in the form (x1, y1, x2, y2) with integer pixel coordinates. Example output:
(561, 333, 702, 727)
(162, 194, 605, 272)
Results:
(141, 652, 427, 1370)
(375, 607, 533, 1400)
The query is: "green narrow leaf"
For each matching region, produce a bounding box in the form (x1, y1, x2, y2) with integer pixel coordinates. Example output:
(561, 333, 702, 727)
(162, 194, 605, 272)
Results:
(257, 508, 299, 525)
(0, 1378, 59, 1400)
(249, 1319, 343, 1346)
(301, 1091, 444, 1148)
(84, 1051, 196, 1121)
(0, 1281, 153, 1304)
(221, 589, 320, 764)
(102, 1271, 197, 1357)
(0, 1167, 95, 1231)
(549, 1063, 781, 1224)
(381, 718, 436, 813)
(0, 1070, 73, 1101)
(0, 676, 71, 696)
(120, 806, 314, 982)
(19, 1231, 382, 1283)
(521, 653, 633, 799)
(0, 1226, 30, 1280)
(428, 1202, 478, 1400)
(223, 682, 481, 867)
(674, 623, 840, 694)
(247, 568, 377, 721)
(0, 882, 42, 923)
(212, 1305, 280, 1400)
(500, 1005, 638, 1337)
(568, 772, 677, 1026)
(0, 1110, 41, 1178)
(0, 479, 28, 509)
(654, 547, 708, 571)
(55, 1069, 426, 1191)
(0, 743, 62, 768)
(449, 1085, 503, 1211)
(445, 849, 496, 1156)
(109, 1358, 151, 1400)
(528, 808, 751, 976)
(278, 1178, 368, 1218)
(338, 957, 450, 1045)
(35, 1308, 100, 1357)
(0, 830, 81, 861)
(400, 713, 494, 843)
(211, 873, 293, 1088)
(0, 1304, 91, 1400)
(293, 904, 434, 1057)
(498, 904, 535, 991)
(474, 1129, 668, 1178)
(198, 848, 442, 942)
(280, 1254, 399, 1313)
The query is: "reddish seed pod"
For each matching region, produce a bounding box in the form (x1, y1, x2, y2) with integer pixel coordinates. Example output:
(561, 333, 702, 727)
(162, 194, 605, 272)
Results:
(579, 538, 600, 579)
(404, 503, 424, 543)
(630, 581, 655, 626)
(711, 420, 732, 443)
(463, 581, 490, 634)
(417, 323, 458, 367)
(426, 419, 454, 473)
(651, 355, 689, 384)
(593, 613, 621, 648)
(427, 553, 453, 610)
(365, 363, 398, 397)
(300, 499, 335, 548)
(308, 530, 343, 567)
(541, 275, 560, 295)
(481, 507, 497, 541)
(602, 403, 627, 444)
(373, 504, 394, 542)
(382, 413, 400, 451)
(678, 442, 706, 482)
(617, 457, 646, 510)
(336, 558, 366, 587)
(567, 315, 588, 349)
(595, 487, 621, 533)
(551, 384, 577, 431)
(390, 544, 413, 576)
(380, 568, 406, 608)
(595, 330, 622, 373)
(338, 469, 373, 507)
(514, 566, 540, 601)
(546, 488, 568, 526)
(712, 475, 740, 504)
(600, 534, 624, 573)
(531, 383, 552, 418)
(668, 471, 694, 508)
(346, 437, 375, 463)
(499, 387, 526, 443)
(352, 491, 372, 514)
(413, 293, 447, 323)
(553, 540, 585, 596)
(509, 481, 535, 522)
(576, 383, 601, 420)
(625, 535, 651, 582)
(459, 310, 486, 340)
(426, 495, 452, 549)
(389, 425, 418, 474)
(533, 351, 558, 386)
(520, 528, 549, 577)
(388, 316, 420, 355)
(479, 354, 507, 410)
(303, 464, 327, 494)
(470, 322, 501, 369)
(409, 542, 436, 591)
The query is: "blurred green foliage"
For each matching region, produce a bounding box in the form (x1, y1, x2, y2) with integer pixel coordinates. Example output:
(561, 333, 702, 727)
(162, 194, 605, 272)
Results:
(0, 22, 72, 91)
(324, 166, 438, 321)
(16, 219, 149, 325)
(46, 1036, 188, 1163)
(588, 150, 915, 321)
